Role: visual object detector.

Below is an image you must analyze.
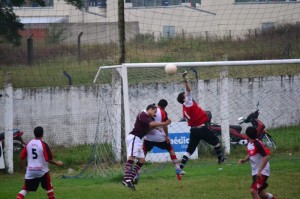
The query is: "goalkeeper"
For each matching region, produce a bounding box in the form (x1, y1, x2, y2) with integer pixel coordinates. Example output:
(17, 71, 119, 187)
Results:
(176, 71, 226, 172)
(133, 99, 184, 184)
(122, 103, 171, 191)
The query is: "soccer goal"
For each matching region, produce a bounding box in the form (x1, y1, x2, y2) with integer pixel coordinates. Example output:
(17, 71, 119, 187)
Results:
(58, 58, 300, 179)
(93, 59, 300, 158)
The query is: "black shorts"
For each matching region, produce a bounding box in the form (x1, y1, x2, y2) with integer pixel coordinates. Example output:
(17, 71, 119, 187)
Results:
(24, 172, 53, 192)
(187, 126, 219, 154)
(143, 139, 173, 152)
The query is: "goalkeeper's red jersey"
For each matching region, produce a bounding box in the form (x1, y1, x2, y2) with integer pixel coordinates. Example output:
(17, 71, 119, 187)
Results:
(183, 101, 208, 127)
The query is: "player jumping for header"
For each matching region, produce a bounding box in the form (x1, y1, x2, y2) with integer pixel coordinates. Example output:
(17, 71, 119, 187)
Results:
(133, 99, 184, 184)
(176, 71, 226, 173)
(122, 103, 171, 191)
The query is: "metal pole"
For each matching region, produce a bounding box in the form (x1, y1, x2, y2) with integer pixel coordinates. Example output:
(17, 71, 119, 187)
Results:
(118, 0, 125, 64)
(27, 35, 33, 65)
(77, 32, 83, 64)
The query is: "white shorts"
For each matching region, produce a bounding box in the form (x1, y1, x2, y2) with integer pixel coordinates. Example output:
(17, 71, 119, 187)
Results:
(126, 134, 145, 158)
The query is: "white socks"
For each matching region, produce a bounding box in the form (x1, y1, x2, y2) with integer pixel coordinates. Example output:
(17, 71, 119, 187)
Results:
(267, 193, 274, 199)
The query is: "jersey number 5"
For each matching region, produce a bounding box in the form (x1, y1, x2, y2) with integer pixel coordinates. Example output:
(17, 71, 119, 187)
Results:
(32, 148, 38, 159)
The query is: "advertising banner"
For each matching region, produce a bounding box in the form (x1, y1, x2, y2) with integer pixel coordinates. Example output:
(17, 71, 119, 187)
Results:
(145, 122, 198, 162)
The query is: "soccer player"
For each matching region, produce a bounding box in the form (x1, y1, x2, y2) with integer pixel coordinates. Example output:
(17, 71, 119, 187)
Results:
(133, 99, 183, 183)
(176, 71, 226, 171)
(238, 126, 277, 199)
(16, 126, 63, 199)
(122, 103, 171, 190)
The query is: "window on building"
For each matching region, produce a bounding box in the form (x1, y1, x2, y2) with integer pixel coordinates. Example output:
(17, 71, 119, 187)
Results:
(97, 0, 107, 8)
(182, 0, 201, 4)
(131, 0, 183, 7)
(22, 0, 54, 7)
(129, 0, 200, 7)
(235, 0, 295, 2)
(262, 22, 275, 30)
(163, 26, 175, 38)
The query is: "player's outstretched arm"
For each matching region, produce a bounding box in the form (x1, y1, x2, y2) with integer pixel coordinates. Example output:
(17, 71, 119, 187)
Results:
(48, 159, 64, 167)
(238, 155, 250, 164)
(182, 71, 191, 92)
(185, 80, 191, 93)
(149, 119, 171, 128)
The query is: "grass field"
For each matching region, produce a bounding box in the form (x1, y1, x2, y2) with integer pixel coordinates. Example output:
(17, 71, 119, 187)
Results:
(1, 154, 300, 199)
(1, 126, 300, 198)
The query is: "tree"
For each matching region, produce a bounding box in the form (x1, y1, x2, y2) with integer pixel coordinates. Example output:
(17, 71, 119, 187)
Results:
(0, 0, 83, 46)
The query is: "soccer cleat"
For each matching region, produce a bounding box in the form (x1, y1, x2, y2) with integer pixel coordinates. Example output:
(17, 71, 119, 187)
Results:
(176, 169, 185, 181)
(122, 180, 136, 191)
(132, 174, 140, 185)
(176, 169, 186, 175)
(218, 157, 227, 164)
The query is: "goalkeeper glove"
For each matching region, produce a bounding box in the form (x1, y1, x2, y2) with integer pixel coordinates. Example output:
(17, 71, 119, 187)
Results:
(181, 71, 188, 82)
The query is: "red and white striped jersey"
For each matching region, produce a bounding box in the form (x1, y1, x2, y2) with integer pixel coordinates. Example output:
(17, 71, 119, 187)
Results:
(20, 138, 53, 179)
(247, 139, 271, 176)
(145, 107, 168, 142)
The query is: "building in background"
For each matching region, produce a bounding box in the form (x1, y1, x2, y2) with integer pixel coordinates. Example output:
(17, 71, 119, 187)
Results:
(13, 0, 300, 43)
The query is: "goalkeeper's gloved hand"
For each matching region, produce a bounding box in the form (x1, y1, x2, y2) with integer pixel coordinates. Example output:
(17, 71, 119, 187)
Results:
(181, 71, 188, 81)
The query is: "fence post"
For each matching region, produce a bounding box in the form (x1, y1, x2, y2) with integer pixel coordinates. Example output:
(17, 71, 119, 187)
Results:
(27, 35, 33, 65)
(220, 55, 230, 155)
(4, 72, 14, 173)
(77, 32, 83, 64)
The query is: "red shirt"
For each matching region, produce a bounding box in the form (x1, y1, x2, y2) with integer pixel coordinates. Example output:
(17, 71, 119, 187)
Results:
(183, 101, 208, 127)
(247, 139, 271, 176)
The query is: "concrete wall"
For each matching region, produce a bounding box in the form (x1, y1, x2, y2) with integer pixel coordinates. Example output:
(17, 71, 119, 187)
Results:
(0, 75, 299, 146)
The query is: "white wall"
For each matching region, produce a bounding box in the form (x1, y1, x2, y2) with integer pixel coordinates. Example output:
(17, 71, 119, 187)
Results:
(0, 75, 299, 146)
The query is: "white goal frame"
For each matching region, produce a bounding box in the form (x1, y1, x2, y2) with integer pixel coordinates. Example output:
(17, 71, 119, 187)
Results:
(94, 59, 300, 156)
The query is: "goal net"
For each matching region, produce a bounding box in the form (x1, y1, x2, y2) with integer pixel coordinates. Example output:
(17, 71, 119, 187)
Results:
(1, 0, 299, 177)
(64, 59, 299, 179)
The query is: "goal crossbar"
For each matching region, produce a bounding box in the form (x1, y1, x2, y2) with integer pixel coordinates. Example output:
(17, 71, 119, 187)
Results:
(123, 59, 300, 68)
(94, 59, 300, 83)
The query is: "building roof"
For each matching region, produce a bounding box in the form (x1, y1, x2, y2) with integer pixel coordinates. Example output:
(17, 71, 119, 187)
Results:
(20, 16, 68, 24)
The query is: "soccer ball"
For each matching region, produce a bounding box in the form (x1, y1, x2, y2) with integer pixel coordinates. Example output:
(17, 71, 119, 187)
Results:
(165, 63, 177, 75)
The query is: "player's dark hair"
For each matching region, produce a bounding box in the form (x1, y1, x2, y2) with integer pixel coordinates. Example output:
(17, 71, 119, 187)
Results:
(146, 103, 156, 110)
(246, 126, 257, 139)
(177, 92, 185, 104)
(34, 126, 44, 138)
(158, 99, 168, 108)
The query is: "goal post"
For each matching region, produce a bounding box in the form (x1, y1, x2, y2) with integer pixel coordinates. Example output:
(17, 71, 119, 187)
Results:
(4, 72, 14, 174)
(93, 58, 300, 157)
(62, 58, 300, 179)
